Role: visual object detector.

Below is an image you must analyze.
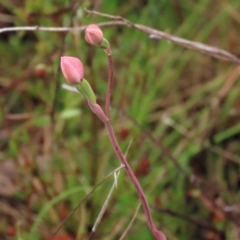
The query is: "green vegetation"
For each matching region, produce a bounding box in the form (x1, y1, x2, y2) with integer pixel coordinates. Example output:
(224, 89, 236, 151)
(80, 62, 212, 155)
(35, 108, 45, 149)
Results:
(1, 1, 240, 239)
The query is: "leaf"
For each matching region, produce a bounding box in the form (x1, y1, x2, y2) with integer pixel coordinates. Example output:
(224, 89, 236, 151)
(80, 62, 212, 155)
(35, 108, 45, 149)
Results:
(60, 109, 81, 119)
(214, 122, 240, 143)
(32, 115, 51, 127)
(8, 140, 18, 157)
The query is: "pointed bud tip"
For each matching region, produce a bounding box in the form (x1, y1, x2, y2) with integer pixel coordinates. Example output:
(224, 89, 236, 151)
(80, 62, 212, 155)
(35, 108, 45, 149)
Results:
(85, 24, 103, 45)
(60, 56, 84, 84)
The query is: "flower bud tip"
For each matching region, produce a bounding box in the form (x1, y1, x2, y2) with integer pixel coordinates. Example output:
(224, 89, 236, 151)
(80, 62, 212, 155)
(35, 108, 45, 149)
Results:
(85, 24, 103, 46)
(60, 56, 84, 84)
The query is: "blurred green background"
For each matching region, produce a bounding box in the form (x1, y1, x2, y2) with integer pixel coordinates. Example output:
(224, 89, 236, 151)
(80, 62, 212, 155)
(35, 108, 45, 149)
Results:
(1, 0, 240, 239)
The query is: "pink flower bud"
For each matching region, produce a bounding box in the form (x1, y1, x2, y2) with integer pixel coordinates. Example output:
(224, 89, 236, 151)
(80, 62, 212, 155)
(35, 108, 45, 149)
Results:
(60, 56, 84, 84)
(85, 24, 103, 45)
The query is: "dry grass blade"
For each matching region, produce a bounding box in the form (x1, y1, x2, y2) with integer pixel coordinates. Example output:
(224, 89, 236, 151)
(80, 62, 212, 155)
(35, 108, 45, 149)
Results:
(1, 11, 238, 64)
(50, 165, 125, 240)
(85, 8, 240, 64)
(118, 203, 141, 240)
(0, 21, 125, 34)
(87, 168, 122, 240)
(88, 139, 133, 240)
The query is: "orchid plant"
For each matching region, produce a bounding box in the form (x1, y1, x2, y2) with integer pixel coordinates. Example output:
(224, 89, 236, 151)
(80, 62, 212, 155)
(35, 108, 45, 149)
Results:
(60, 24, 166, 240)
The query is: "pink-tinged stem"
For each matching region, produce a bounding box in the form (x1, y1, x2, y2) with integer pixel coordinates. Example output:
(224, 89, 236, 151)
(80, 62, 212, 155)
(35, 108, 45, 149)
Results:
(105, 48, 113, 118)
(88, 100, 166, 240)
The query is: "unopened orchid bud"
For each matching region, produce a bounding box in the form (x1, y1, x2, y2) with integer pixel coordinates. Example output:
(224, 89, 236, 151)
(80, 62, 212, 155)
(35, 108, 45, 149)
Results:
(60, 56, 84, 84)
(85, 24, 103, 46)
(76, 79, 96, 103)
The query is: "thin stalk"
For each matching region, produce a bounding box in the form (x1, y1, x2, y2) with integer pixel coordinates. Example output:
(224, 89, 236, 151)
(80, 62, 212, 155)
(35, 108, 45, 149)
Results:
(105, 48, 113, 118)
(87, 100, 166, 240)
